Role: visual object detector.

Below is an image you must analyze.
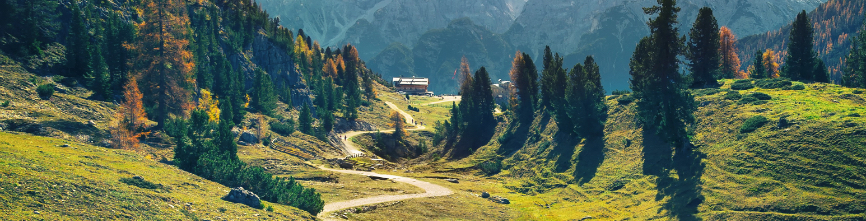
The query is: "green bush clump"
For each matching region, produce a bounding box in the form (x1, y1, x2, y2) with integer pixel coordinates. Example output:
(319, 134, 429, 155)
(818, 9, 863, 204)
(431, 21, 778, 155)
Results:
(407, 105, 420, 112)
(120, 177, 162, 189)
(740, 116, 768, 133)
(854, 90, 864, 94)
(1, 101, 9, 107)
(755, 78, 792, 89)
(724, 91, 742, 100)
(479, 159, 502, 175)
(617, 95, 634, 104)
(738, 96, 759, 105)
(730, 80, 754, 90)
(270, 120, 295, 136)
(36, 84, 54, 99)
(749, 92, 772, 100)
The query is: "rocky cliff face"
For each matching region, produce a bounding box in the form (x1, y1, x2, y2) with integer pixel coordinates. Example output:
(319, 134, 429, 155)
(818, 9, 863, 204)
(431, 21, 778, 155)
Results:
(229, 32, 314, 111)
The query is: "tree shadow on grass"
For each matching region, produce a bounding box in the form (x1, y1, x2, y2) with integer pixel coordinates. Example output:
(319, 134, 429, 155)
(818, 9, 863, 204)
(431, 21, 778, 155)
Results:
(572, 136, 605, 184)
(642, 129, 706, 221)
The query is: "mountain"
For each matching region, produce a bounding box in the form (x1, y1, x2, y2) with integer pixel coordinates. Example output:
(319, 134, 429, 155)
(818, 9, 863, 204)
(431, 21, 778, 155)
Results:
(255, 0, 527, 60)
(737, 0, 866, 84)
(260, 0, 827, 93)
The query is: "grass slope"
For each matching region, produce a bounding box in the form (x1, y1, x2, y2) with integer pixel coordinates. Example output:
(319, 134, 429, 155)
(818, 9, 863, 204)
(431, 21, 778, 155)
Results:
(437, 79, 866, 220)
(0, 132, 315, 220)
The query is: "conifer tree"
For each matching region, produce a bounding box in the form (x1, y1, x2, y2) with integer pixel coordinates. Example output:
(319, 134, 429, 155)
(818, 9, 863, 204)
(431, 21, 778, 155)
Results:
(629, 0, 696, 147)
(90, 45, 111, 100)
(540, 46, 556, 109)
(472, 67, 496, 128)
(253, 69, 277, 116)
(844, 23, 866, 88)
(131, 0, 194, 125)
(783, 11, 821, 81)
(342, 45, 361, 120)
(750, 50, 767, 79)
(719, 27, 741, 79)
(508, 51, 538, 122)
(299, 103, 313, 135)
(457, 56, 475, 135)
(687, 7, 720, 87)
(66, 3, 91, 78)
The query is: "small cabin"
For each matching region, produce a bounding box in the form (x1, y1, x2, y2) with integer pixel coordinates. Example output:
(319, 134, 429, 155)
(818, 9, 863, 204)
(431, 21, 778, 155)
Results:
(392, 77, 429, 95)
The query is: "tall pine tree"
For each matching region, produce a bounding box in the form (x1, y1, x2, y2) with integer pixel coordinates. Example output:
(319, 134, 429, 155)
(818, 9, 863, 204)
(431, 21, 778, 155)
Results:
(750, 50, 767, 79)
(629, 0, 696, 147)
(844, 22, 866, 88)
(782, 11, 824, 82)
(687, 7, 720, 87)
(508, 51, 538, 122)
(253, 69, 277, 116)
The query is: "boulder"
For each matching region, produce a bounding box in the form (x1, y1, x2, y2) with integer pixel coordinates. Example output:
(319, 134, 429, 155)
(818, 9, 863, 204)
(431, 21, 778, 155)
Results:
(445, 178, 459, 183)
(490, 196, 510, 204)
(240, 131, 258, 144)
(338, 160, 354, 169)
(223, 187, 261, 208)
(481, 192, 490, 198)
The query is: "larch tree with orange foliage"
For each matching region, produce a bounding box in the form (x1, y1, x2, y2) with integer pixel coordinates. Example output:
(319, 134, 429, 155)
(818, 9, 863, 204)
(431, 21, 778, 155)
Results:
(763, 49, 781, 78)
(389, 110, 406, 141)
(720, 26, 742, 79)
(111, 78, 149, 150)
(130, 0, 194, 125)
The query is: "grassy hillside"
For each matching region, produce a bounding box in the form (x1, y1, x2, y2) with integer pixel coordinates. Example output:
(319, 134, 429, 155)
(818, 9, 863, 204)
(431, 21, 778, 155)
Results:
(432, 79, 866, 220)
(0, 132, 315, 220)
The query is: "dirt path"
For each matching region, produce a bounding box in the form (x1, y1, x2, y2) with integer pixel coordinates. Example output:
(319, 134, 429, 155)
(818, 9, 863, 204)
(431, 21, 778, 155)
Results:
(319, 101, 450, 220)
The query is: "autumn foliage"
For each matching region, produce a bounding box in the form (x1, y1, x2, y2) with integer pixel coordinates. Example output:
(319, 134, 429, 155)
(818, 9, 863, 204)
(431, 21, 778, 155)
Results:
(389, 111, 406, 141)
(738, 0, 866, 83)
(719, 26, 742, 79)
(129, 0, 194, 124)
(110, 78, 149, 150)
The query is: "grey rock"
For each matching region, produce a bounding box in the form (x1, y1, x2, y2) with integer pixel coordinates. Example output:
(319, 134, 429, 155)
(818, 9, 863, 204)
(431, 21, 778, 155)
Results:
(240, 131, 258, 144)
(60, 144, 70, 147)
(223, 187, 262, 208)
(445, 178, 459, 183)
(490, 196, 510, 204)
(481, 192, 490, 198)
(33, 211, 40, 214)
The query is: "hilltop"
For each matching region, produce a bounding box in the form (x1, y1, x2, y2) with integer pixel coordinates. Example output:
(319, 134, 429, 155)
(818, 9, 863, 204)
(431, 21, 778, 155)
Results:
(407, 79, 866, 220)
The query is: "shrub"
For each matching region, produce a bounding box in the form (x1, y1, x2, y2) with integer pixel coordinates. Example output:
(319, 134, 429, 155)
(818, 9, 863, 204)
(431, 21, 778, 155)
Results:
(738, 96, 758, 105)
(270, 120, 295, 136)
(724, 91, 742, 100)
(36, 84, 54, 99)
(611, 90, 631, 95)
(854, 90, 864, 94)
(617, 95, 634, 104)
(755, 78, 792, 89)
(120, 177, 162, 189)
(740, 115, 768, 133)
(479, 159, 502, 175)
(791, 84, 805, 90)
(730, 80, 754, 90)
(749, 92, 772, 100)
(1, 101, 8, 107)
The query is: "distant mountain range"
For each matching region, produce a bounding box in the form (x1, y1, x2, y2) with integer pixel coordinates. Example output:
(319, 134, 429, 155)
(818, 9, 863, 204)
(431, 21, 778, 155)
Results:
(259, 0, 828, 93)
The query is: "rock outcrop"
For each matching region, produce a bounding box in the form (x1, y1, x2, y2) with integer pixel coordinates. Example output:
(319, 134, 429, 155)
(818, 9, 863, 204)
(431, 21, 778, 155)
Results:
(223, 187, 262, 209)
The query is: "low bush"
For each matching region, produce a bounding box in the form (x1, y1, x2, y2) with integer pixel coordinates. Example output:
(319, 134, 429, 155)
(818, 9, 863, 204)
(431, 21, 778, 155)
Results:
(270, 120, 295, 136)
(738, 96, 758, 105)
(479, 159, 502, 175)
(740, 115, 768, 133)
(1, 100, 9, 107)
(617, 95, 634, 104)
(120, 177, 162, 189)
(755, 78, 792, 89)
(407, 105, 420, 112)
(730, 80, 754, 90)
(749, 92, 772, 100)
(36, 84, 54, 99)
(854, 90, 864, 94)
(724, 91, 742, 100)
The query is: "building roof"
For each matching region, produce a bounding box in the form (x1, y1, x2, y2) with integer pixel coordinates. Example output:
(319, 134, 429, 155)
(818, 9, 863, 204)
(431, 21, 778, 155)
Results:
(393, 77, 429, 86)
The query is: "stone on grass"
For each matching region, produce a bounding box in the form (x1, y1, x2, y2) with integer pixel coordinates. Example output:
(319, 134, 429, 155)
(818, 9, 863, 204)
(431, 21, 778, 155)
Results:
(445, 178, 459, 183)
(481, 192, 490, 198)
(223, 187, 261, 208)
(240, 131, 258, 144)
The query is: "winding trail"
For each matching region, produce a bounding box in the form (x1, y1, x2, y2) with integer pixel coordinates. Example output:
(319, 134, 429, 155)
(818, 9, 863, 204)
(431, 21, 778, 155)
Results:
(318, 101, 450, 220)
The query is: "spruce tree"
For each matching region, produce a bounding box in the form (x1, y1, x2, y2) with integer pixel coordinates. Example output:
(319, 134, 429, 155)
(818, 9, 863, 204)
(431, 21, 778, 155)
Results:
(66, 3, 91, 78)
(90, 45, 111, 100)
(843, 23, 866, 88)
(508, 52, 538, 122)
(472, 67, 496, 128)
(299, 103, 313, 135)
(782, 11, 819, 81)
(629, 0, 696, 147)
(687, 7, 720, 87)
(253, 69, 277, 116)
(540, 46, 555, 109)
(750, 50, 766, 79)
